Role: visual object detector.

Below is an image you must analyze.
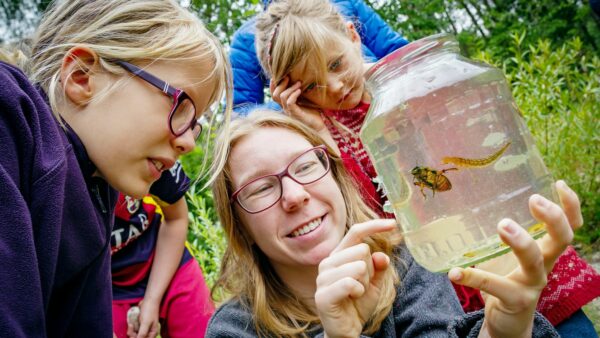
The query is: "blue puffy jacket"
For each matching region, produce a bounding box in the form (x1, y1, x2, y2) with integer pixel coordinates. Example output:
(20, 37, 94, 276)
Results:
(230, 0, 409, 114)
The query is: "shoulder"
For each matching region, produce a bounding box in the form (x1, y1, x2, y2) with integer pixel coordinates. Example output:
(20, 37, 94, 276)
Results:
(0, 61, 37, 105)
(207, 298, 257, 338)
(230, 17, 262, 71)
(330, 0, 358, 18)
(0, 60, 24, 80)
(0, 61, 65, 173)
(0, 61, 53, 123)
(231, 17, 257, 50)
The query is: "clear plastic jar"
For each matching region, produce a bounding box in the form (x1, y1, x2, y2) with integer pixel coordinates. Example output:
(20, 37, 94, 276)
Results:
(360, 34, 556, 273)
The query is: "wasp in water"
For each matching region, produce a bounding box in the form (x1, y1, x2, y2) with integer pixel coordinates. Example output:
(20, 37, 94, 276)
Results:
(411, 166, 458, 199)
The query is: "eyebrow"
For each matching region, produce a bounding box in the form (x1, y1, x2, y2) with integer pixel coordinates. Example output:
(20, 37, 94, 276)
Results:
(234, 147, 308, 187)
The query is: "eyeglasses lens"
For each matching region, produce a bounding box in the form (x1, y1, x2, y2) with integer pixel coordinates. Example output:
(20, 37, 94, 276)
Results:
(171, 98, 196, 136)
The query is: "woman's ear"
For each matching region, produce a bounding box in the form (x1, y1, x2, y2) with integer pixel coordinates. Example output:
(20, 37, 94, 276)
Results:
(60, 46, 101, 106)
(345, 22, 361, 44)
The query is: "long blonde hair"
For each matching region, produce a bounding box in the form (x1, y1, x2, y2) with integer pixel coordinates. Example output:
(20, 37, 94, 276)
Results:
(211, 111, 401, 337)
(256, 0, 363, 92)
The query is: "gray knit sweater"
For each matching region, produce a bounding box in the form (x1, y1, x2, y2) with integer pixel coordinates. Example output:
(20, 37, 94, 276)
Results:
(206, 247, 558, 337)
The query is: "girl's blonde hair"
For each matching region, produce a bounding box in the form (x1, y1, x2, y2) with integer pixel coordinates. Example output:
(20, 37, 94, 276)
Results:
(0, 40, 31, 69)
(211, 111, 401, 337)
(255, 0, 363, 97)
(21, 0, 232, 181)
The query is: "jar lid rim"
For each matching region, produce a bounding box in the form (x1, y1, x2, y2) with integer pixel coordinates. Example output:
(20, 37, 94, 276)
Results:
(365, 33, 458, 82)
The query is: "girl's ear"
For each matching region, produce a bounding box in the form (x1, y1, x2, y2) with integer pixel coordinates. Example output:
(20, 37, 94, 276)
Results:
(60, 46, 101, 106)
(345, 22, 361, 44)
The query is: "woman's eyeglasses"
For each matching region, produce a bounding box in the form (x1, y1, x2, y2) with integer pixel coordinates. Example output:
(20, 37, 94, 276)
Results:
(231, 145, 331, 214)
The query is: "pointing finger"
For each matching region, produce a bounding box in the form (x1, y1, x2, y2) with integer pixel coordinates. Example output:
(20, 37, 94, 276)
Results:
(333, 219, 396, 254)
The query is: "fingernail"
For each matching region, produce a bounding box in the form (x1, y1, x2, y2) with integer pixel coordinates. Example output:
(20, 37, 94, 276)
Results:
(384, 219, 397, 226)
(448, 268, 463, 281)
(499, 219, 518, 236)
(557, 180, 572, 194)
(532, 194, 549, 208)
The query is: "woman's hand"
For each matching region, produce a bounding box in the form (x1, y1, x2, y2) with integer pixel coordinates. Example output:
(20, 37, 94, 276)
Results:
(450, 180, 582, 338)
(270, 77, 326, 133)
(128, 299, 160, 338)
(315, 219, 396, 338)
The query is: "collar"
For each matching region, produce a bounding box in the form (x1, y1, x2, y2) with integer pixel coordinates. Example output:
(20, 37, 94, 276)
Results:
(35, 86, 99, 180)
(62, 121, 98, 181)
(324, 101, 371, 121)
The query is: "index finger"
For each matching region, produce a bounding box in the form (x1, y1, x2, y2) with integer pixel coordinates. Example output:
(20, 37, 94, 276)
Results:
(529, 194, 573, 271)
(136, 323, 149, 338)
(556, 180, 583, 230)
(332, 219, 396, 254)
(269, 76, 288, 95)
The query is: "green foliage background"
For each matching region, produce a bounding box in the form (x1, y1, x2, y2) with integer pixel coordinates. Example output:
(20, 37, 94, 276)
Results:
(1, 0, 598, 289)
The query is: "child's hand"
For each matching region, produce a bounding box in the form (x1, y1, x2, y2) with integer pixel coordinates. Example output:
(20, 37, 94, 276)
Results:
(270, 77, 326, 133)
(127, 299, 160, 338)
(315, 219, 396, 338)
(449, 180, 581, 337)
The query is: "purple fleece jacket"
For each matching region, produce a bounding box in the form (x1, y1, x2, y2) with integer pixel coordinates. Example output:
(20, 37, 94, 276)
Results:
(0, 61, 116, 337)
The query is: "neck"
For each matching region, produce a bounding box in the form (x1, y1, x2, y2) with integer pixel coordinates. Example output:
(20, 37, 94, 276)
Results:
(272, 263, 319, 311)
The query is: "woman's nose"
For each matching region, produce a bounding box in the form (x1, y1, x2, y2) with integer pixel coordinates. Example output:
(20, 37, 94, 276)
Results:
(280, 177, 310, 211)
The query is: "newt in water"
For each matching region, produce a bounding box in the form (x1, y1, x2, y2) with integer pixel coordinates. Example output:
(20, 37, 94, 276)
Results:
(441, 142, 511, 168)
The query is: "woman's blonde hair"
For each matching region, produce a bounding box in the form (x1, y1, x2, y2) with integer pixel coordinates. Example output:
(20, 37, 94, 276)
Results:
(255, 0, 363, 99)
(19, 0, 232, 181)
(211, 111, 401, 337)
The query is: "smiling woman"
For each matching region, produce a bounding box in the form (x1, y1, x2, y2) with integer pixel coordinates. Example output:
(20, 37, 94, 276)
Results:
(210, 111, 395, 337)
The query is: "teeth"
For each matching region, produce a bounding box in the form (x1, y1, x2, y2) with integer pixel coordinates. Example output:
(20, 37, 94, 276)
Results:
(291, 217, 322, 238)
(152, 160, 164, 171)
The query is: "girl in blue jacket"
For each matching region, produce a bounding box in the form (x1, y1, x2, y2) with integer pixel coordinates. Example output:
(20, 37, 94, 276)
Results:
(229, 0, 408, 114)
(0, 0, 231, 336)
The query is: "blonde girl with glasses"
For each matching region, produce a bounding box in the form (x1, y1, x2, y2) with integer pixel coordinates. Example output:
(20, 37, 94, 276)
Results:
(206, 111, 583, 337)
(0, 0, 231, 336)
(254, 0, 600, 333)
